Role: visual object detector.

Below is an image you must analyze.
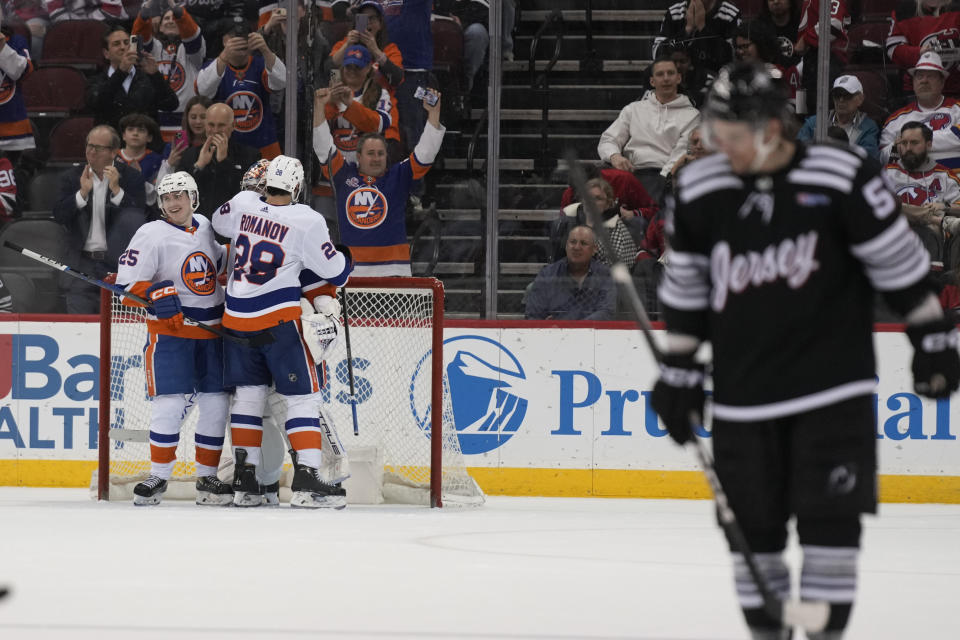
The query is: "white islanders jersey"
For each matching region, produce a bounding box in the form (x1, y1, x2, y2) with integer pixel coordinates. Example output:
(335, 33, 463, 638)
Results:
(116, 215, 226, 338)
(212, 189, 350, 331)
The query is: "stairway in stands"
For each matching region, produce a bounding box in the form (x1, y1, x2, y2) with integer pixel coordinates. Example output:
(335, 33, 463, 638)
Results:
(415, 0, 671, 318)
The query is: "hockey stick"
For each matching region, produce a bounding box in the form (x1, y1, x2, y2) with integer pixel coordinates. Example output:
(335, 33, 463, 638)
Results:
(563, 150, 830, 633)
(2, 241, 272, 347)
(340, 286, 360, 435)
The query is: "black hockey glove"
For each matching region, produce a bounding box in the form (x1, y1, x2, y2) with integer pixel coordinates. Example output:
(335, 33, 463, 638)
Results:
(907, 318, 960, 398)
(650, 353, 705, 445)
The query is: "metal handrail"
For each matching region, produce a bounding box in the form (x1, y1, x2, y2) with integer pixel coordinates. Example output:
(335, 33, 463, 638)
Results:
(528, 9, 564, 176)
(466, 108, 488, 180)
(582, 0, 601, 75)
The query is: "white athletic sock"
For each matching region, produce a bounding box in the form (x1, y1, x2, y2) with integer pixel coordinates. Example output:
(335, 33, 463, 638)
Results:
(194, 392, 229, 477)
(230, 385, 268, 467)
(732, 551, 790, 610)
(148, 394, 189, 479)
(801, 545, 858, 603)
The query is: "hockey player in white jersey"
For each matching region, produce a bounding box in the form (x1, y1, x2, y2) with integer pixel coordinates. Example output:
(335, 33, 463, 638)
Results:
(212, 154, 353, 509)
(116, 171, 234, 506)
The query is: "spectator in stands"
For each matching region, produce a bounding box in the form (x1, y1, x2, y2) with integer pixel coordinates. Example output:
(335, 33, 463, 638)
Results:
(880, 51, 960, 168)
(182, 102, 259, 216)
(884, 121, 960, 235)
(888, 0, 960, 99)
(652, 0, 742, 75)
(0, 275, 12, 312)
(195, 17, 286, 159)
(156, 94, 212, 184)
(733, 20, 800, 113)
(53, 124, 147, 314)
(525, 225, 616, 321)
(324, 45, 400, 164)
(503, 0, 516, 61)
(758, 0, 801, 63)
(550, 177, 644, 267)
(597, 56, 700, 205)
(2, 0, 50, 59)
(437, 0, 491, 94)
(794, 0, 851, 114)
(661, 41, 715, 108)
(0, 26, 35, 156)
(86, 26, 180, 133)
(384, 0, 434, 153)
(116, 113, 163, 210)
(667, 125, 710, 188)
(313, 85, 444, 276)
(43, 0, 126, 22)
(559, 165, 659, 220)
(133, 0, 206, 143)
(797, 75, 880, 158)
(331, 1, 403, 89)
(177, 0, 245, 55)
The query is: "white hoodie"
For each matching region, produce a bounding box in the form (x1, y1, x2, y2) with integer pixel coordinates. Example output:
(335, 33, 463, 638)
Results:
(597, 91, 701, 177)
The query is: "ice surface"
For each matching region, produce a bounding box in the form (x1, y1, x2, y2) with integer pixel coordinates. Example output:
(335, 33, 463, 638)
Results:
(0, 489, 958, 639)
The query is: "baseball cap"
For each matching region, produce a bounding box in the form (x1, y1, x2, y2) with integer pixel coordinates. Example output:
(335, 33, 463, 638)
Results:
(831, 75, 863, 96)
(356, 0, 384, 16)
(342, 45, 372, 68)
(909, 51, 949, 77)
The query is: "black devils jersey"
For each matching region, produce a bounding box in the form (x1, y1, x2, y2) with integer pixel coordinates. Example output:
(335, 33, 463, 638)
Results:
(660, 143, 930, 421)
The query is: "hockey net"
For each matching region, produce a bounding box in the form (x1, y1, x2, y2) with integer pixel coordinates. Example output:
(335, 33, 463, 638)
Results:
(95, 276, 484, 507)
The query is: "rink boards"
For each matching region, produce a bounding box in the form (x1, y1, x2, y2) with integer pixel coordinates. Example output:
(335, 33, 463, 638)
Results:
(1, 317, 959, 503)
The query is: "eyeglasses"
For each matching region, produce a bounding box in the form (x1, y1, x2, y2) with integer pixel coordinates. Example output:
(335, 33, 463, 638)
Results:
(86, 143, 113, 153)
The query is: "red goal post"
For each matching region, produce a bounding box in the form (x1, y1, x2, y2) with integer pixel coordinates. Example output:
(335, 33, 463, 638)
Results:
(97, 275, 484, 507)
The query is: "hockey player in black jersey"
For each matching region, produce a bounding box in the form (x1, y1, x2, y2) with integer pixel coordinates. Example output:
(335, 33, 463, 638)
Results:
(650, 62, 960, 640)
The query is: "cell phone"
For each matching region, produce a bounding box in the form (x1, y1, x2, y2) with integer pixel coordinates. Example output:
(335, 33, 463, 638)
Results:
(173, 130, 186, 148)
(355, 13, 369, 33)
(414, 86, 439, 106)
(274, 8, 286, 16)
(330, 68, 341, 84)
(129, 35, 139, 53)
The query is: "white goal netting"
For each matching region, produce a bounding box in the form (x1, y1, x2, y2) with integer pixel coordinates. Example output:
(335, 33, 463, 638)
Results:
(96, 277, 484, 506)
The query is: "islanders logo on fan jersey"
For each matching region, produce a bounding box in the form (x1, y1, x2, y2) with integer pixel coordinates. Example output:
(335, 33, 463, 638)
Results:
(228, 91, 263, 133)
(159, 59, 186, 92)
(181, 251, 218, 295)
(0, 75, 15, 105)
(410, 335, 528, 455)
(346, 186, 388, 229)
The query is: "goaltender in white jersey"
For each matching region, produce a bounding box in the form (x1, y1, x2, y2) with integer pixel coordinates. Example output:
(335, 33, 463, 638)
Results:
(115, 171, 235, 507)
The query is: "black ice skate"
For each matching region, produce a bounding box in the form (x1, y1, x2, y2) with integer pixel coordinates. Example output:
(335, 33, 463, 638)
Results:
(263, 481, 280, 506)
(133, 475, 167, 506)
(195, 475, 234, 506)
(290, 463, 346, 509)
(232, 449, 264, 507)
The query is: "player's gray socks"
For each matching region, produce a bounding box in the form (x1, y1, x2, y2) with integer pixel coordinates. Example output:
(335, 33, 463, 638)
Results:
(801, 545, 857, 634)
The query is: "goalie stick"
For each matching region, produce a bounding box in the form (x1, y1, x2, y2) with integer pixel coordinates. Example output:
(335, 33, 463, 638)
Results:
(2, 241, 272, 348)
(563, 150, 830, 633)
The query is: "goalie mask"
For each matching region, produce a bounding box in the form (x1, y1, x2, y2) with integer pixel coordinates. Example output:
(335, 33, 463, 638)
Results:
(241, 159, 271, 194)
(156, 171, 199, 218)
(701, 62, 789, 172)
(265, 155, 304, 201)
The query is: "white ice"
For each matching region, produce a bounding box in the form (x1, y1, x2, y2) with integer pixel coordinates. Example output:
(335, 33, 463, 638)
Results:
(1, 489, 958, 639)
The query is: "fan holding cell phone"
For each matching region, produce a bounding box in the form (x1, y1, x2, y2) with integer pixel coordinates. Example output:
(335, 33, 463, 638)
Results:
(329, 0, 403, 90)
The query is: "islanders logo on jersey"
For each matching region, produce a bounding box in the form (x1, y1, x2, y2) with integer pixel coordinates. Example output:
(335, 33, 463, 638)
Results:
(410, 335, 528, 455)
(159, 59, 187, 93)
(897, 182, 940, 206)
(0, 75, 16, 105)
(228, 91, 263, 133)
(180, 251, 218, 296)
(346, 186, 388, 229)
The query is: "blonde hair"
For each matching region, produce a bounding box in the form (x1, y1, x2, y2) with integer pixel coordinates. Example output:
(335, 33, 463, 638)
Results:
(586, 177, 615, 206)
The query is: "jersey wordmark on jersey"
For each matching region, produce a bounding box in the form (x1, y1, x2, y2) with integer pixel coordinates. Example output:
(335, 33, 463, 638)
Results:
(661, 143, 930, 422)
(212, 190, 350, 331)
(116, 215, 226, 339)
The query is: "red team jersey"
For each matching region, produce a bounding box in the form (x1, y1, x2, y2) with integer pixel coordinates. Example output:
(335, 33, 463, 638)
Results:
(887, 11, 960, 96)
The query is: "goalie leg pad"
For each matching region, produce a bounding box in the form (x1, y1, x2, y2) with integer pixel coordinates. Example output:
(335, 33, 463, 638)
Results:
(318, 406, 350, 484)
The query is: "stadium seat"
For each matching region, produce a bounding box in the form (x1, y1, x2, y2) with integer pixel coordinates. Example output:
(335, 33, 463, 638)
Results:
(47, 116, 94, 165)
(848, 21, 891, 65)
(40, 20, 105, 70)
(26, 169, 64, 214)
(0, 271, 36, 312)
(0, 219, 69, 272)
(22, 67, 87, 117)
(849, 69, 890, 128)
(432, 18, 464, 74)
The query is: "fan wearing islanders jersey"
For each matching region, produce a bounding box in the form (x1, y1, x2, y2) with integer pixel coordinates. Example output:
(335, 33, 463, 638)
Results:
(195, 19, 285, 159)
(115, 171, 234, 507)
(212, 155, 353, 509)
(312, 85, 444, 276)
